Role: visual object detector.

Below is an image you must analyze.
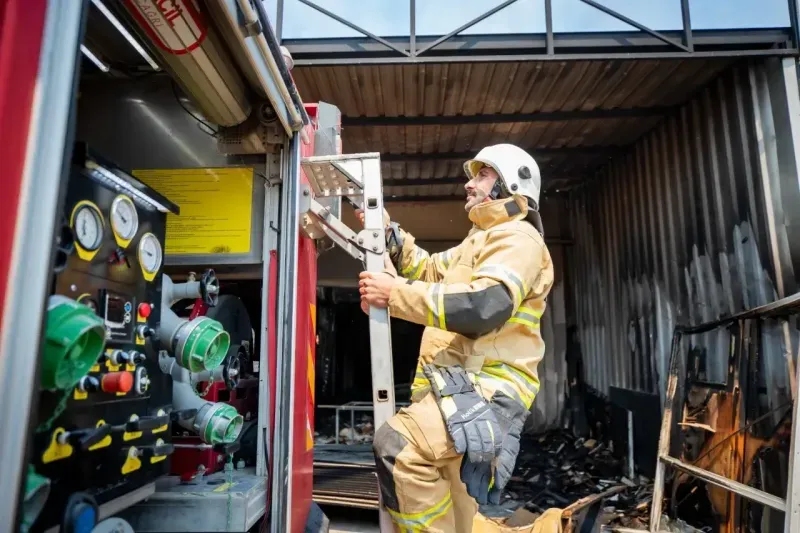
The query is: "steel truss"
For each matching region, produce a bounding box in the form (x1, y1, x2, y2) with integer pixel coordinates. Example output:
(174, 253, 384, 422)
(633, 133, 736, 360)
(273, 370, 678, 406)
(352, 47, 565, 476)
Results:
(277, 0, 799, 65)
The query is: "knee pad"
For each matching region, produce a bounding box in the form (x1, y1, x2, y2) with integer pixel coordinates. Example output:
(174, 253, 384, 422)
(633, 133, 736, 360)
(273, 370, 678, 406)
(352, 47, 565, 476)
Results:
(373, 424, 409, 511)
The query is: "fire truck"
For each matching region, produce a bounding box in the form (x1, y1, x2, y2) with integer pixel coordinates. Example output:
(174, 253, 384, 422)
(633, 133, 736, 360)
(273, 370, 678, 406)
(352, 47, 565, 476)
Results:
(0, 1, 394, 532)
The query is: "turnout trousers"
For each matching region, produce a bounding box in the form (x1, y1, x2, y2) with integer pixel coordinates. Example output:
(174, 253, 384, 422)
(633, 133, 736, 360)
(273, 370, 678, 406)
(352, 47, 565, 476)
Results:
(373, 393, 479, 533)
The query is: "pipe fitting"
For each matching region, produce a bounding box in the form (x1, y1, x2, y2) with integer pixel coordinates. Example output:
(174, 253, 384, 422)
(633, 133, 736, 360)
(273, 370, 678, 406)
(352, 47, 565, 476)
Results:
(172, 378, 243, 445)
(159, 276, 230, 372)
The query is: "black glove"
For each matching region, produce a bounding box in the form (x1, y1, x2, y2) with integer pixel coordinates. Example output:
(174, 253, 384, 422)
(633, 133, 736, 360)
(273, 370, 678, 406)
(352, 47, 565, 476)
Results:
(386, 222, 404, 267)
(423, 364, 502, 502)
(487, 392, 530, 504)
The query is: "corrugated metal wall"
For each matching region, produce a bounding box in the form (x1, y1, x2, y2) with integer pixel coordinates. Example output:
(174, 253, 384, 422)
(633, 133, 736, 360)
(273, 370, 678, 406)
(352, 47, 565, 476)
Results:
(568, 58, 800, 412)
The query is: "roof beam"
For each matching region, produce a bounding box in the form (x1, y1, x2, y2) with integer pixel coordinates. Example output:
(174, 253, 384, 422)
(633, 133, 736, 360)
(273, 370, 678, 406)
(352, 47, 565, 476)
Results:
(381, 147, 615, 162)
(343, 107, 672, 127)
(384, 177, 463, 186)
(284, 28, 794, 66)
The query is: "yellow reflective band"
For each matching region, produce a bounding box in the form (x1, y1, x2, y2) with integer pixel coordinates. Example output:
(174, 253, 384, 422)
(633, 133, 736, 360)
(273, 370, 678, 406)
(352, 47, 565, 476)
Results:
(508, 306, 543, 330)
(473, 265, 528, 308)
(485, 362, 540, 396)
(433, 255, 444, 272)
(409, 256, 427, 280)
(387, 492, 453, 530)
(402, 248, 430, 280)
(518, 305, 544, 318)
(437, 286, 446, 330)
(426, 284, 445, 329)
(441, 249, 452, 269)
(480, 370, 534, 408)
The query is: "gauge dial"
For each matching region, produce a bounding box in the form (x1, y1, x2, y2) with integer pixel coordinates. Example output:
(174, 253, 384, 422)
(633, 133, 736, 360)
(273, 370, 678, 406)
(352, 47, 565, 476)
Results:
(138, 233, 163, 275)
(72, 204, 104, 251)
(110, 195, 139, 242)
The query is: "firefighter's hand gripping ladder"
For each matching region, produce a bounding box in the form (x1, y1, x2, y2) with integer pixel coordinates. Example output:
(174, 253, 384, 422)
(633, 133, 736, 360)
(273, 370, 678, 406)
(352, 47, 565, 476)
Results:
(300, 153, 396, 532)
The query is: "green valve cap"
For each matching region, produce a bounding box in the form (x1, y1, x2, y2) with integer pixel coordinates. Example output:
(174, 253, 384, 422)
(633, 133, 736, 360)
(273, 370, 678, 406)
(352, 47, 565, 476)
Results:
(204, 404, 243, 445)
(179, 317, 231, 373)
(21, 466, 50, 532)
(42, 295, 106, 391)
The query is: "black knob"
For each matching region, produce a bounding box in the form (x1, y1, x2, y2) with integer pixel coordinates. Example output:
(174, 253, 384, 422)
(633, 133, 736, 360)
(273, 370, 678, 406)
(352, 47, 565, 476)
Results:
(106, 349, 126, 365)
(137, 325, 155, 339)
(126, 351, 147, 365)
(78, 376, 100, 393)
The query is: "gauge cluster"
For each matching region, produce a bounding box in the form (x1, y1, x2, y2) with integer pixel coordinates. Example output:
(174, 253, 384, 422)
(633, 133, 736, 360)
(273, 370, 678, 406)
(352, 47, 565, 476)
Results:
(27, 146, 180, 533)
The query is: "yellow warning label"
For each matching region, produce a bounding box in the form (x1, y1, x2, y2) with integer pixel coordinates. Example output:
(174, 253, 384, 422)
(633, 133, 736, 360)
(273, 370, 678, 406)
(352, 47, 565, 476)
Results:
(133, 168, 254, 255)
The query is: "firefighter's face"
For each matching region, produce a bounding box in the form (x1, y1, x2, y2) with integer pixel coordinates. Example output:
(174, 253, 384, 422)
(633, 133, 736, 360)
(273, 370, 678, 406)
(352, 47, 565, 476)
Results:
(464, 165, 499, 211)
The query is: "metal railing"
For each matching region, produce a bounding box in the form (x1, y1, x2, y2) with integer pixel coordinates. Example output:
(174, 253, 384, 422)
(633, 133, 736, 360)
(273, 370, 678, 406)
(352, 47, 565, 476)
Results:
(275, 0, 800, 63)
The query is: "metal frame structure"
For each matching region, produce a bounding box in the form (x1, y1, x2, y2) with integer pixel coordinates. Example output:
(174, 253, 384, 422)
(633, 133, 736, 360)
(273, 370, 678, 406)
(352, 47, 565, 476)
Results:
(0, 1, 87, 530)
(650, 292, 800, 533)
(317, 401, 411, 444)
(300, 152, 397, 532)
(278, 0, 800, 65)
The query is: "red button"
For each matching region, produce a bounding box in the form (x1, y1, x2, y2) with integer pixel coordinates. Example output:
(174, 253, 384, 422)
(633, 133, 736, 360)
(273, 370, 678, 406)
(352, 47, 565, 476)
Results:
(138, 303, 152, 318)
(102, 371, 134, 393)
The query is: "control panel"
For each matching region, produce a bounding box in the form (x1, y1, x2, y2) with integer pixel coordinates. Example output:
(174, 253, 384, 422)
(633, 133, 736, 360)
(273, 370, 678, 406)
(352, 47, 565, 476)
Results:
(25, 145, 181, 533)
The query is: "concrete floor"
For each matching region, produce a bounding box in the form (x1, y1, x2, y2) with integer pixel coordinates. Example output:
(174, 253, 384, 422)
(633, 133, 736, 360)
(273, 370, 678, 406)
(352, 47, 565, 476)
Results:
(323, 506, 380, 533)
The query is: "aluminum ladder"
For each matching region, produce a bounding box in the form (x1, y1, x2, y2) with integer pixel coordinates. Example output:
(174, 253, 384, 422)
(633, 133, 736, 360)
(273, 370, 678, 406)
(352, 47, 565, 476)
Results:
(300, 153, 396, 532)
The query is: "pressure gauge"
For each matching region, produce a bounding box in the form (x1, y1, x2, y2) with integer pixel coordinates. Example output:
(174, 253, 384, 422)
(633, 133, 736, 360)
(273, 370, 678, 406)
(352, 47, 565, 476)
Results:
(137, 232, 162, 281)
(72, 203, 104, 252)
(110, 195, 139, 244)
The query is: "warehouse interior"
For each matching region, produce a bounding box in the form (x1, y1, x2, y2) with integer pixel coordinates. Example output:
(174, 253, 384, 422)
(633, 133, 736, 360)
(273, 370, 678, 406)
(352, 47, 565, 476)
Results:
(68, 0, 800, 529)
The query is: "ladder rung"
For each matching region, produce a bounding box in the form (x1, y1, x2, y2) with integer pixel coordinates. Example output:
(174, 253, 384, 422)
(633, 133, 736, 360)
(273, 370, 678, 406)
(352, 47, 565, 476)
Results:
(659, 454, 786, 512)
(301, 153, 380, 198)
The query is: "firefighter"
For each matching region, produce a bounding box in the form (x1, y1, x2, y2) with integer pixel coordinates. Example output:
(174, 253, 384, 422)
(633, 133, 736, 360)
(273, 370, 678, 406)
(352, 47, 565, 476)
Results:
(357, 143, 554, 532)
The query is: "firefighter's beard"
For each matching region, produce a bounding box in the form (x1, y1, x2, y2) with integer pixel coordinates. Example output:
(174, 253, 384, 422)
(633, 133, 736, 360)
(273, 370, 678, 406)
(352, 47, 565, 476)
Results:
(465, 188, 489, 211)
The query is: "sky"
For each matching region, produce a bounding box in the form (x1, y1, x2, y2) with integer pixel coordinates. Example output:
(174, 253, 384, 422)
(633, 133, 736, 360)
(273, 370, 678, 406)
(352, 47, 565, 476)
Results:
(267, 0, 791, 40)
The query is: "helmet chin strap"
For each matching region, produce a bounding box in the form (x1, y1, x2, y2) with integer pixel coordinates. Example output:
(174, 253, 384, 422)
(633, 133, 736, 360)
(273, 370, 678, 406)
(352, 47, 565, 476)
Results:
(488, 179, 509, 200)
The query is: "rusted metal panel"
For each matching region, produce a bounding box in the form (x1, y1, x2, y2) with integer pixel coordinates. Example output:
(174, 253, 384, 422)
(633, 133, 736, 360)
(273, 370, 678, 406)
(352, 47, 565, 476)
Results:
(568, 59, 800, 420)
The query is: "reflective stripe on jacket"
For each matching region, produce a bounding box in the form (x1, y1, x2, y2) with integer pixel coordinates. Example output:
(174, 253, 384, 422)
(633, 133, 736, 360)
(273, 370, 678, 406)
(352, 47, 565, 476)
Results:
(388, 195, 554, 409)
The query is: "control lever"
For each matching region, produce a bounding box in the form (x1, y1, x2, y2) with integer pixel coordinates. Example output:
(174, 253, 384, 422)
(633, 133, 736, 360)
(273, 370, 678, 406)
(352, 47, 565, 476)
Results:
(172, 441, 241, 454)
(138, 442, 175, 458)
(199, 269, 219, 307)
(123, 414, 170, 432)
(213, 441, 241, 455)
(58, 423, 113, 451)
(170, 409, 198, 422)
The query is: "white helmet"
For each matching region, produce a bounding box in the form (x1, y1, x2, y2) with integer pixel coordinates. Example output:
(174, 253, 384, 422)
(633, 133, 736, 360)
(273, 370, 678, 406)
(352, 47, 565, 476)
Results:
(463, 144, 541, 208)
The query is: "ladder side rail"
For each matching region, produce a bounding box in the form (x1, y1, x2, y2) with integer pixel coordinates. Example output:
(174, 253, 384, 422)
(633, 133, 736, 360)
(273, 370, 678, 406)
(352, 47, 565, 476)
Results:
(359, 155, 396, 533)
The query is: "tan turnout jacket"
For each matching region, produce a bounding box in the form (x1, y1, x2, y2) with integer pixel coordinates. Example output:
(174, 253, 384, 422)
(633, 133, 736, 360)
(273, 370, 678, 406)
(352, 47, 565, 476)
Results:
(388, 195, 554, 410)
